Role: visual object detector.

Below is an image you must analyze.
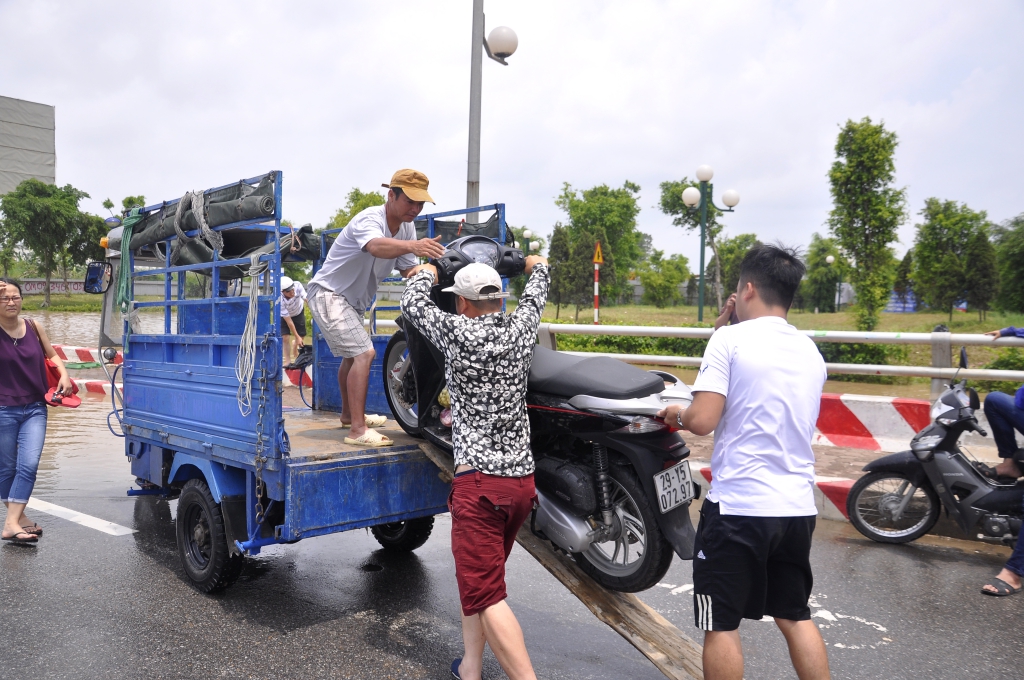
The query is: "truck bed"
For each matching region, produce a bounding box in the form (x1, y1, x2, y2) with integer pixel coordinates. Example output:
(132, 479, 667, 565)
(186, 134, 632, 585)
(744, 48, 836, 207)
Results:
(283, 407, 423, 460)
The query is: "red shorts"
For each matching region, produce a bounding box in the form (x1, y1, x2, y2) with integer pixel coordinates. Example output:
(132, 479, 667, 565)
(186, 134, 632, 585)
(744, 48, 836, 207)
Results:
(449, 471, 536, 617)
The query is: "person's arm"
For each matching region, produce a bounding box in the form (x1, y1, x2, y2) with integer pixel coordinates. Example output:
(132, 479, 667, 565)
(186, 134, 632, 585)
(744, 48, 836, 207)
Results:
(31, 320, 73, 394)
(510, 258, 549, 334)
(284, 315, 303, 346)
(714, 294, 737, 331)
(985, 327, 1024, 339)
(366, 235, 445, 261)
(657, 329, 731, 435)
(400, 266, 455, 351)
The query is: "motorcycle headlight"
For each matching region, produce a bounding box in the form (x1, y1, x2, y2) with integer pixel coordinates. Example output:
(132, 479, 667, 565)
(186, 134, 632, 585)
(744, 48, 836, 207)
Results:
(911, 434, 943, 452)
(614, 416, 668, 434)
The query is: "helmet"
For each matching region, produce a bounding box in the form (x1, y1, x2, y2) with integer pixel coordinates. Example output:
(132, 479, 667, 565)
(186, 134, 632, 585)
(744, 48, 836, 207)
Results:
(280, 275, 295, 291)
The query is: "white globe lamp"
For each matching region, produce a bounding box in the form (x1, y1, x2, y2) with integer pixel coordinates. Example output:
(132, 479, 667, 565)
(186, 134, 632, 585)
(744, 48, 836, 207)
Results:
(488, 26, 518, 59)
(826, 255, 835, 265)
(696, 165, 714, 182)
(682, 186, 701, 207)
(522, 229, 532, 239)
(721, 189, 740, 208)
(530, 241, 540, 251)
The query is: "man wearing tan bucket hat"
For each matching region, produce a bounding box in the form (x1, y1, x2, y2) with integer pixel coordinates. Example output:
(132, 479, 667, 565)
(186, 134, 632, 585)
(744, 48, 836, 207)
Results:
(307, 169, 445, 446)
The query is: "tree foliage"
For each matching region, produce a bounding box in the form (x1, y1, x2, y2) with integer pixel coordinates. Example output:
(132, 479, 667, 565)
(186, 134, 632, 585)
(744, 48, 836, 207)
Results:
(508, 225, 547, 298)
(993, 213, 1024, 313)
(0, 179, 103, 305)
(801, 233, 847, 313)
(326, 188, 386, 231)
(659, 178, 729, 309)
(827, 117, 907, 330)
(638, 249, 690, 308)
(705, 233, 760, 303)
(892, 250, 913, 307)
(555, 181, 642, 302)
(547, 224, 571, 318)
(913, 198, 997, 320)
(562, 226, 615, 321)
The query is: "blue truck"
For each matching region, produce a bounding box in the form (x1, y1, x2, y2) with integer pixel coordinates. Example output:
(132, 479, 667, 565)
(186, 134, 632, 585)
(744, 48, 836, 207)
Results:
(96, 171, 474, 591)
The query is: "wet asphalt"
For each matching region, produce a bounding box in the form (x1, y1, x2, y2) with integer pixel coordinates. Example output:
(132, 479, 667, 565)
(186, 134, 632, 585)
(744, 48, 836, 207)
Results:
(1, 393, 1022, 679)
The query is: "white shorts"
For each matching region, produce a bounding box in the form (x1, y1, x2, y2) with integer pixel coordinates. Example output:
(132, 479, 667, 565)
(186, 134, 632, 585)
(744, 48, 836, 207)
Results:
(306, 283, 373, 358)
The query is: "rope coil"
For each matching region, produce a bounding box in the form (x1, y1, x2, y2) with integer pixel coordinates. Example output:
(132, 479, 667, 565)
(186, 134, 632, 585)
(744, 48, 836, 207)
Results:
(235, 253, 268, 415)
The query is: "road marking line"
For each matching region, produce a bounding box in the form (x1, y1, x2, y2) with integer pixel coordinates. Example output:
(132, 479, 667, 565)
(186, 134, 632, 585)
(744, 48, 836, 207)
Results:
(27, 498, 135, 536)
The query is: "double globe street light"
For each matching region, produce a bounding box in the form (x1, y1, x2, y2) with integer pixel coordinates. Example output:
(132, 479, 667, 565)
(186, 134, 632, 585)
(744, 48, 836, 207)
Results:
(466, 0, 518, 217)
(681, 165, 740, 322)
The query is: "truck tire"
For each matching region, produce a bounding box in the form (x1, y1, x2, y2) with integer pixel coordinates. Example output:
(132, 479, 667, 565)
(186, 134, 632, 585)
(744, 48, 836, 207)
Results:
(176, 479, 245, 592)
(370, 516, 435, 551)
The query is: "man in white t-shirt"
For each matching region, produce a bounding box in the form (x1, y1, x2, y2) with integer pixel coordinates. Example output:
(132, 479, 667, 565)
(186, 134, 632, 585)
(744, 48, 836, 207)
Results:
(658, 244, 831, 680)
(278, 276, 307, 366)
(307, 169, 445, 447)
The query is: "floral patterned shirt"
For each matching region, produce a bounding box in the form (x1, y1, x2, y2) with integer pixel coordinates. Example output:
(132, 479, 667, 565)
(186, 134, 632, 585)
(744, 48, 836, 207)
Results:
(401, 264, 550, 477)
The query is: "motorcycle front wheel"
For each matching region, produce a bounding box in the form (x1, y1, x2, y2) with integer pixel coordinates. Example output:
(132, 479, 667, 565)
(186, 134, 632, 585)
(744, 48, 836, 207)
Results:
(574, 463, 674, 592)
(383, 330, 421, 436)
(847, 471, 940, 543)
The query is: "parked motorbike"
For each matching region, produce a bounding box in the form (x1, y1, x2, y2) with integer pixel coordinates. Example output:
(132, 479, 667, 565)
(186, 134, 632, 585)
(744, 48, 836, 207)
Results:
(383, 235, 698, 592)
(848, 348, 1023, 548)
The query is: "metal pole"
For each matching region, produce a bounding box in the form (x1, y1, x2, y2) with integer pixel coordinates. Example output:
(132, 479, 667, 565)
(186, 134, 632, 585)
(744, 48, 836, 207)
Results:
(594, 262, 600, 325)
(697, 181, 708, 322)
(466, 0, 485, 220)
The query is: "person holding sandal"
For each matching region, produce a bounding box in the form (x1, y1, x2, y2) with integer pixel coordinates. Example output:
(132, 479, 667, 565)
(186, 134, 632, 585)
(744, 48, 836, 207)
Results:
(0, 277, 72, 545)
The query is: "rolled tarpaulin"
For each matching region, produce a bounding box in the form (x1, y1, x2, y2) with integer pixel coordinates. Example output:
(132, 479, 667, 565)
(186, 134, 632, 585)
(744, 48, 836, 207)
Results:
(207, 195, 275, 228)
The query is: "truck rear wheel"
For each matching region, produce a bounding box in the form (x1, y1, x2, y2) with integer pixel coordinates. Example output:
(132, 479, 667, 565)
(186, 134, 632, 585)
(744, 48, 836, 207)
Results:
(370, 516, 434, 551)
(176, 479, 244, 592)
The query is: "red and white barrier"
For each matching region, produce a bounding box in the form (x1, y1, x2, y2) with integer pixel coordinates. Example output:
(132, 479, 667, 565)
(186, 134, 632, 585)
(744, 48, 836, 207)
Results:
(69, 378, 122, 395)
(692, 463, 853, 522)
(52, 344, 122, 365)
(283, 366, 314, 388)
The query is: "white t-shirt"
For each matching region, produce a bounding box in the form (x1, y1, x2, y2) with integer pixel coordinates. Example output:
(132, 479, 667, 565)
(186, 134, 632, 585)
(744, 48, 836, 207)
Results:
(279, 281, 306, 318)
(308, 205, 418, 311)
(692, 315, 826, 517)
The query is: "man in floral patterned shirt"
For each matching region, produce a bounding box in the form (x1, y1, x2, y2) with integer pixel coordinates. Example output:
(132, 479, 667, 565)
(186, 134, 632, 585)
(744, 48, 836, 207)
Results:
(401, 256, 548, 680)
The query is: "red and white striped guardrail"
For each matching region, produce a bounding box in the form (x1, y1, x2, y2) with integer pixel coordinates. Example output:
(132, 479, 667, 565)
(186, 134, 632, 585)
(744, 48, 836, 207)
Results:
(52, 344, 122, 364)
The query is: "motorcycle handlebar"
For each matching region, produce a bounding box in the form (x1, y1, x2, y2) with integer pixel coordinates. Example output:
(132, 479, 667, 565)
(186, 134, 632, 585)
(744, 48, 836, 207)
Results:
(966, 419, 988, 437)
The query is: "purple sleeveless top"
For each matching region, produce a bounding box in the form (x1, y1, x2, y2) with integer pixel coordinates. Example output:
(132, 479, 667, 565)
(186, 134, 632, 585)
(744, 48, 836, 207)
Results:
(0, 318, 48, 406)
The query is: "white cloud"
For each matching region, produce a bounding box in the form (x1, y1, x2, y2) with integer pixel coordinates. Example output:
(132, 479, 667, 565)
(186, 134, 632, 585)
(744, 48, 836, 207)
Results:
(1, 0, 1021, 267)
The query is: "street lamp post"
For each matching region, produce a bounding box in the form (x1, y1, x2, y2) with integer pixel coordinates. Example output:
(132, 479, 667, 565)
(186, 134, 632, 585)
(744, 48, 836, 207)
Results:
(825, 254, 843, 312)
(467, 0, 517, 219)
(681, 165, 740, 322)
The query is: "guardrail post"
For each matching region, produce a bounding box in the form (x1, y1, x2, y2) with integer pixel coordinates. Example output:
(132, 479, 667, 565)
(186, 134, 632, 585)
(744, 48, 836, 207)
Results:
(537, 323, 557, 350)
(930, 325, 951, 401)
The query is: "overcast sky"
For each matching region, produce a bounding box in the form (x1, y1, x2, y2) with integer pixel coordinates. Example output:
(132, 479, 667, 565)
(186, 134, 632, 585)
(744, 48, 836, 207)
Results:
(2, 0, 1022, 267)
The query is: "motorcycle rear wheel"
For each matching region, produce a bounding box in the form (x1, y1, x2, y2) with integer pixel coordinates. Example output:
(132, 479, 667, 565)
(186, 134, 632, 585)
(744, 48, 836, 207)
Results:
(847, 471, 940, 543)
(383, 330, 422, 437)
(574, 463, 674, 592)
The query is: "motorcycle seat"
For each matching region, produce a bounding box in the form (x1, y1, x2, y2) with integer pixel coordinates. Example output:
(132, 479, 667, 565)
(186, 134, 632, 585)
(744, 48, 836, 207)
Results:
(528, 345, 665, 400)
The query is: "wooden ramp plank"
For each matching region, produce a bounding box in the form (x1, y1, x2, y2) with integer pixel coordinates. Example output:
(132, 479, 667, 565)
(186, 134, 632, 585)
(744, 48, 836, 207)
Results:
(418, 443, 704, 680)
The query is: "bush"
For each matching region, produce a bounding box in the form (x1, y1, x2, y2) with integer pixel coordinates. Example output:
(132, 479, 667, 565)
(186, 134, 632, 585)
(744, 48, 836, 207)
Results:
(979, 348, 1024, 395)
(817, 342, 910, 384)
(553, 321, 711, 359)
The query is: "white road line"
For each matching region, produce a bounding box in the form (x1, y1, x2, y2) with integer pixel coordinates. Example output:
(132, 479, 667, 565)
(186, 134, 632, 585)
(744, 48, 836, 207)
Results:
(27, 498, 135, 536)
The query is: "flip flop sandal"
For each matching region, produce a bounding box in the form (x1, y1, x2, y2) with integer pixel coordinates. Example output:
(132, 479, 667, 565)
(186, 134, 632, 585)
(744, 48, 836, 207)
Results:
(340, 414, 389, 429)
(19, 521, 42, 537)
(2, 530, 39, 545)
(451, 658, 462, 679)
(981, 577, 1022, 597)
(343, 429, 394, 447)
(973, 462, 1019, 484)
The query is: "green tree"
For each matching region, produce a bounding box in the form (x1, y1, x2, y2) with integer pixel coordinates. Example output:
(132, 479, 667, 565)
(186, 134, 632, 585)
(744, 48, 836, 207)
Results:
(964, 224, 999, 321)
(562, 227, 615, 322)
(121, 195, 146, 212)
(326, 188, 386, 231)
(827, 117, 907, 330)
(0, 213, 21, 277)
(993, 213, 1024, 313)
(555, 181, 642, 302)
(913, 198, 994, 320)
(638, 249, 690, 308)
(800, 234, 846, 313)
(705, 233, 760, 306)
(0, 179, 95, 306)
(659, 178, 729, 309)
(547, 224, 572, 319)
(508, 225, 547, 298)
(893, 250, 913, 308)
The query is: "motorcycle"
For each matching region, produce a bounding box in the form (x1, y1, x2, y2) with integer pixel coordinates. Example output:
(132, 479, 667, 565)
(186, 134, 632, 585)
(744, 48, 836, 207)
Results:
(847, 348, 1023, 548)
(383, 235, 698, 592)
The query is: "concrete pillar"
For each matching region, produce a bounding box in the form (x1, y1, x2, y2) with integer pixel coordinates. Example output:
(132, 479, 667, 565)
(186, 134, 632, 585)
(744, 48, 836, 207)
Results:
(930, 324, 951, 401)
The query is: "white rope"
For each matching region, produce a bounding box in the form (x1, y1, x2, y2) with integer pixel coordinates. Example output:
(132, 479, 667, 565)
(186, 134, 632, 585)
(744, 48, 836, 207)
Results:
(235, 253, 268, 416)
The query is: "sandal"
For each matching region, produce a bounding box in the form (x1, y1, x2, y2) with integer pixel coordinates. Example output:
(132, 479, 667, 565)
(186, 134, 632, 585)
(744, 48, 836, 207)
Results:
(981, 577, 1022, 597)
(343, 429, 394, 447)
(19, 520, 42, 537)
(2, 530, 39, 545)
(451, 658, 462, 679)
(973, 462, 1019, 484)
(340, 414, 389, 429)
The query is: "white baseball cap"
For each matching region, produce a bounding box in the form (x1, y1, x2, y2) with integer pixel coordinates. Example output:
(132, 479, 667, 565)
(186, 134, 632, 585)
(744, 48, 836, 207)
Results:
(280, 275, 295, 291)
(441, 263, 509, 300)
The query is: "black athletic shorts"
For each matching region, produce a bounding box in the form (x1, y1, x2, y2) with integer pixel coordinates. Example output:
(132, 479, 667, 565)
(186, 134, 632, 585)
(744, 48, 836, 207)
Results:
(282, 312, 306, 337)
(692, 501, 815, 631)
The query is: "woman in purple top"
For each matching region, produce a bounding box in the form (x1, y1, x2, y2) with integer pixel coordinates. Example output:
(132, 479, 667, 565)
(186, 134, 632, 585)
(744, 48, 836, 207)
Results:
(0, 277, 72, 544)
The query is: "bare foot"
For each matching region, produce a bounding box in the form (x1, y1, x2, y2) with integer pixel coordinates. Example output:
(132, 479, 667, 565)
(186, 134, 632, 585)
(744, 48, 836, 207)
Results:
(994, 460, 1022, 479)
(982, 568, 1022, 594)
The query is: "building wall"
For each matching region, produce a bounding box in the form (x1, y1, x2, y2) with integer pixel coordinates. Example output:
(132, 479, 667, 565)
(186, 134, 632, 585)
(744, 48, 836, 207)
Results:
(0, 95, 56, 195)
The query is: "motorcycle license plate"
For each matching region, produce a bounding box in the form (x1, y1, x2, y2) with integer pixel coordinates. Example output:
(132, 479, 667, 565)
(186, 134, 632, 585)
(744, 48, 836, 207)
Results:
(654, 461, 694, 514)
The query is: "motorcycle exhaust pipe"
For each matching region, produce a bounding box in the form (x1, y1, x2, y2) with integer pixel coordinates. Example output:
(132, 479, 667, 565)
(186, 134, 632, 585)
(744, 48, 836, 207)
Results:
(533, 489, 596, 554)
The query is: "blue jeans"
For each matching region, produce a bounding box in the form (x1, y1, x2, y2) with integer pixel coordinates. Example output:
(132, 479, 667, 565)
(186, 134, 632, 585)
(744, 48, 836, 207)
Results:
(0, 401, 47, 504)
(1007, 497, 1024, 578)
(983, 392, 1024, 459)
